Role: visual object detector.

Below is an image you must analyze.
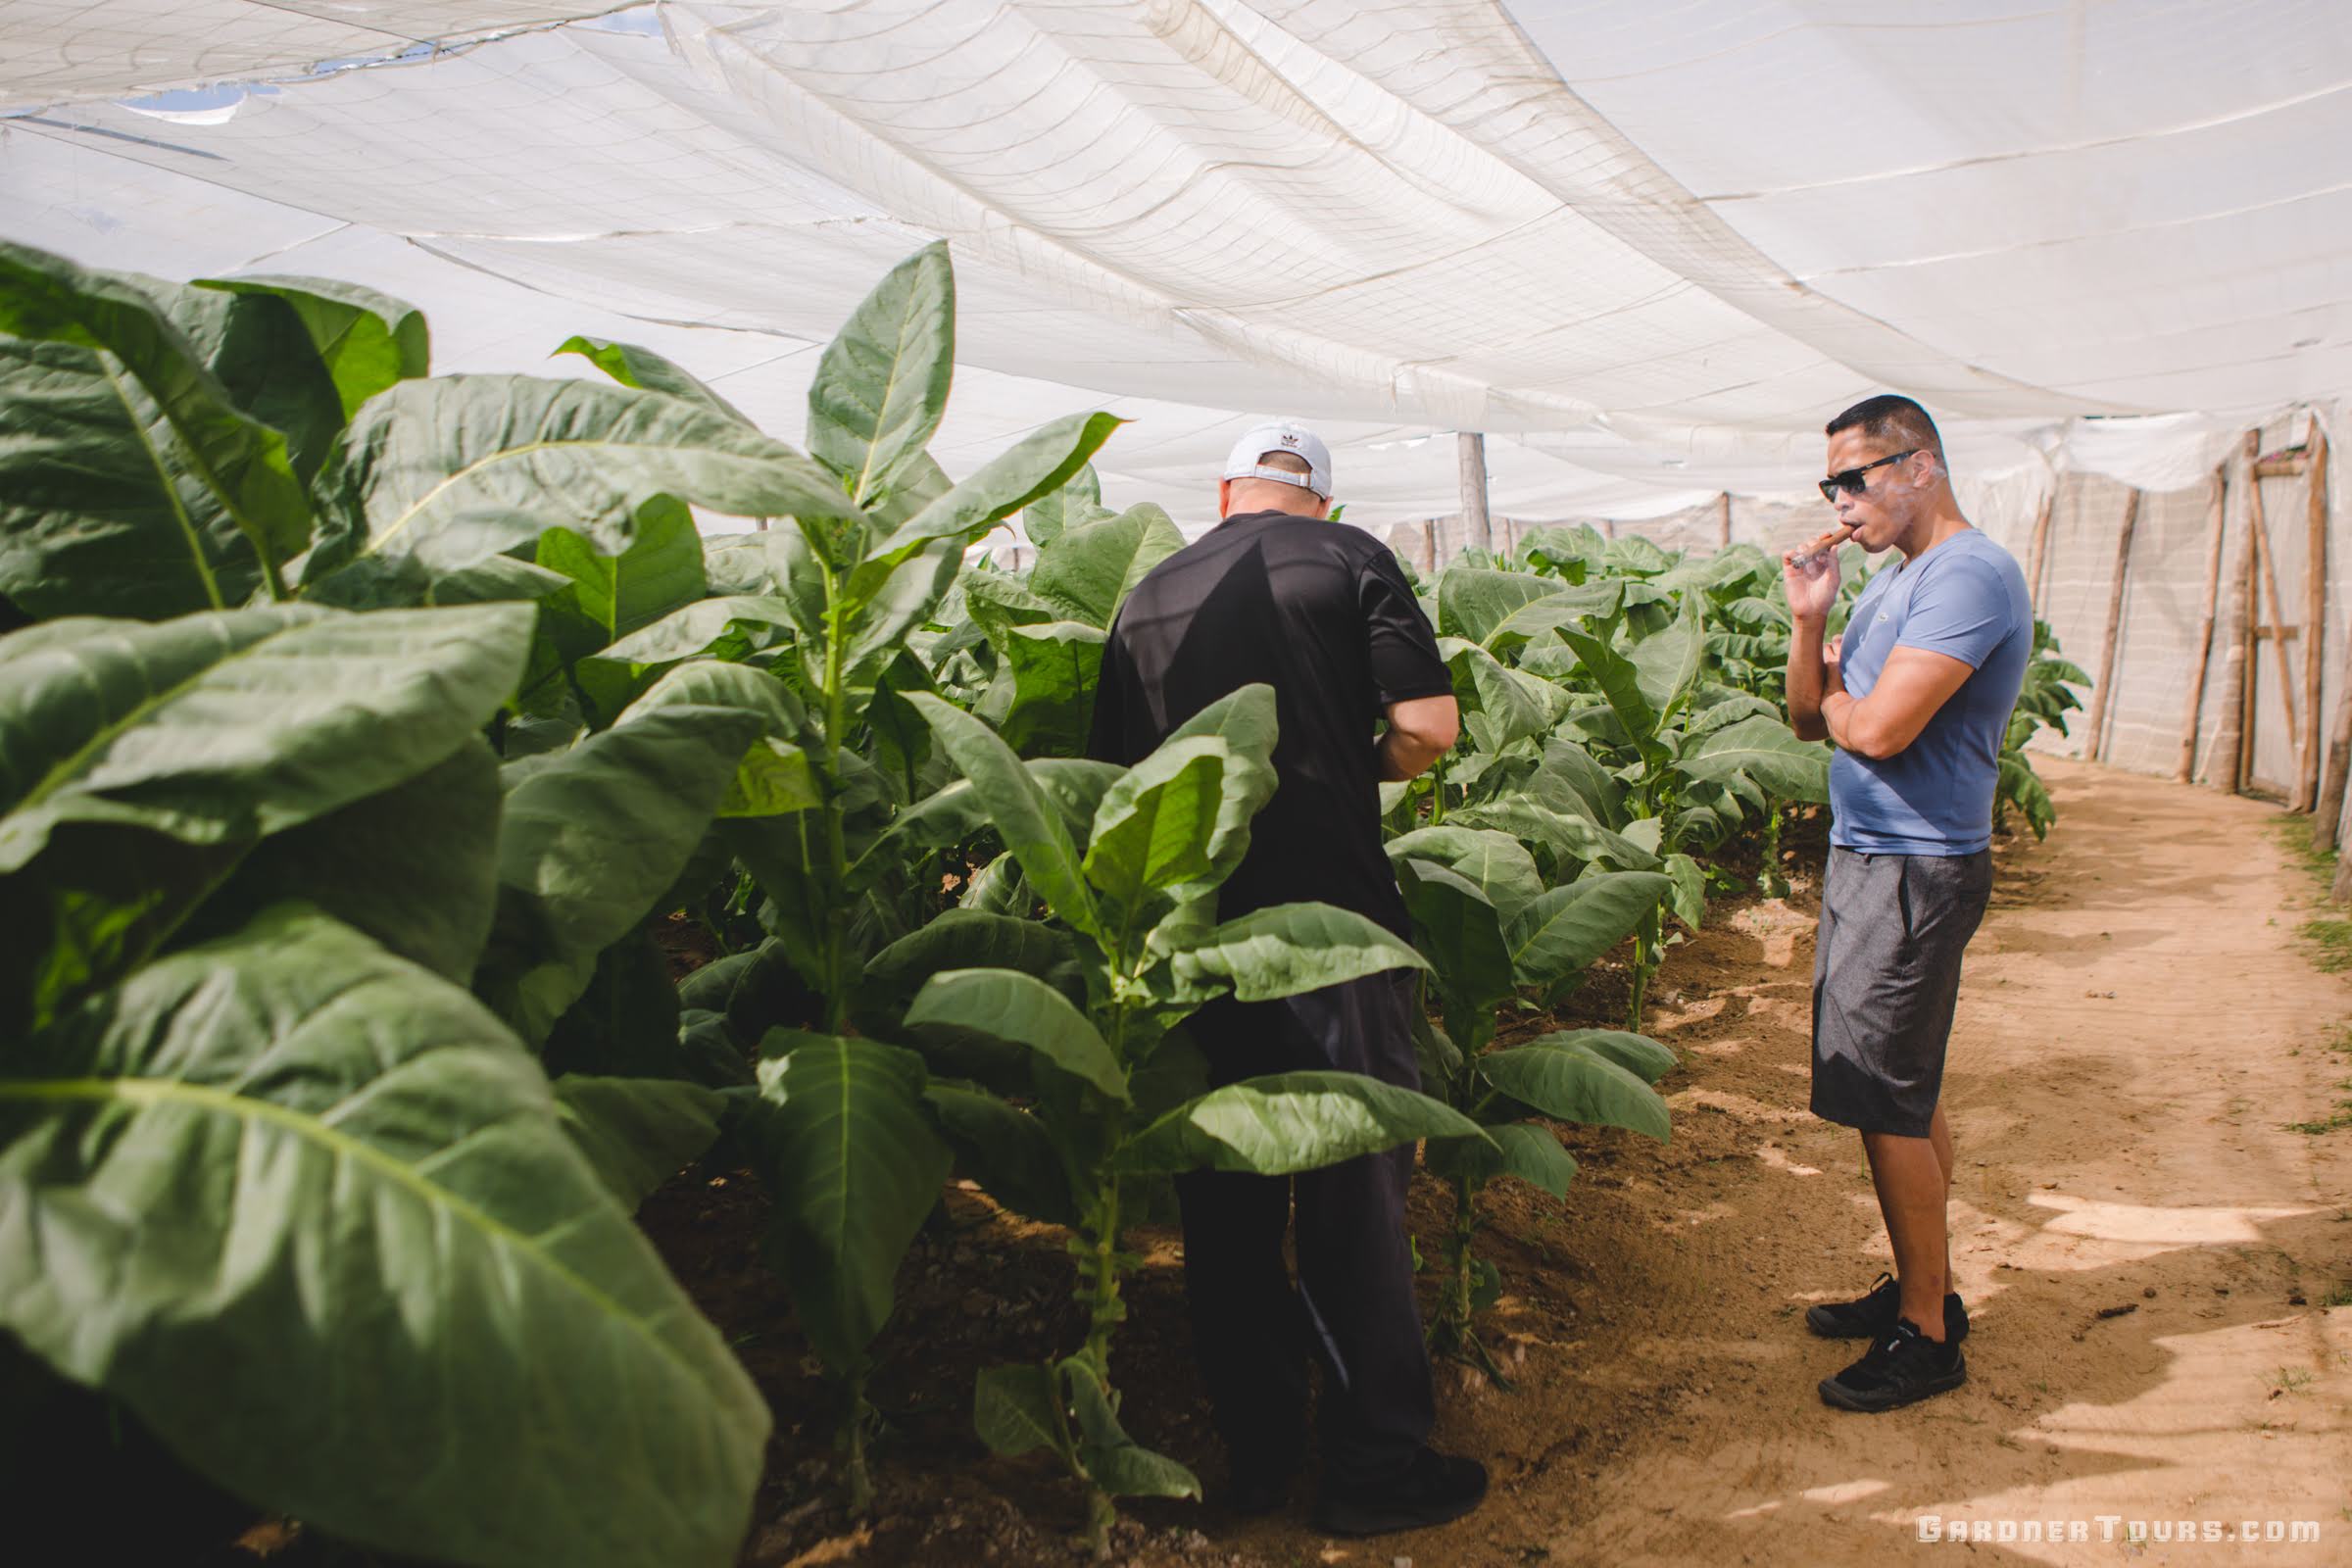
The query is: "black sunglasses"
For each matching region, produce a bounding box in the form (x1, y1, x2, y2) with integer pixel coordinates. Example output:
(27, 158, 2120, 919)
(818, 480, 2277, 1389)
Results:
(1818, 449, 1917, 504)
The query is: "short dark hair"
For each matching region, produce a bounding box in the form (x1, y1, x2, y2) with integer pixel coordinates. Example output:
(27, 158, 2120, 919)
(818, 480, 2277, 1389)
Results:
(1826, 394, 1941, 458)
(1253, 449, 1312, 477)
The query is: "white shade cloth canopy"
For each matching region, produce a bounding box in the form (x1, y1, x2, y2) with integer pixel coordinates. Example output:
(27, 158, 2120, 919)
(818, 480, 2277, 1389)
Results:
(3, 0, 2347, 531)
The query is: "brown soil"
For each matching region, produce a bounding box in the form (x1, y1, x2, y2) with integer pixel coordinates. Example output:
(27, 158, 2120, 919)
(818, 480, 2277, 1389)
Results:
(672, 760, 2352, 1568)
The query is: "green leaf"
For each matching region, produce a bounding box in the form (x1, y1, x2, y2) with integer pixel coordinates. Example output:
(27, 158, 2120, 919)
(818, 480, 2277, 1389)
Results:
(1030, 503, 1186, 628)
(1481, 580, 1623, 653)
(1448, 799, 1658, 873)
(1021, 463, 1109, 546)
(0, 241, 311, 589)
(556, 335, 751, 425)
(1437, 567, 1564, 643)
(0, 906, 767, 1568)
(538, 927, 690, 1082)
(1663, 851, 1706, 930)
(1605, 535, 1673, 575)
(0, 339, 263, 619)
(1115, 1070, 1485, 1175)
(926, 1088, 1079, 1228)
(904, 694, 1099, 936)
(1082, 737, 1230, 907)
(206, 274, 429, 418)
(553, 1073, 726, 1207)
(1432, 1121, 1578, 1199)
(904, 968, 1127, 1102)
(1675, 715, 1831, 804)
(1443, 639, 1547, 753)
(1476, 1041, 1671, 1142)
(537, 495, 710, 641)
(0, 604, 531, 874)
(865, 411, 1123, 568)
(1385, 827, 1543, 923)
(303, 374, 857, 589)
(974, 1363, 1069, 1460)
(162, 281, 345, 486)
(1169, 903, 1429, 1003)
(1066, 1359, 1201, 1500)
(1558, 623, 1659, 746)
(752, 1033, 952, 1373)
(1628, 596, 1704, 718)
(1394, 858, 1517, 1012)
(1504, 871, 1673, 985)
(991, 619, 1105, 757)
(589, 594, 797, 672)
(1526, 1028, 1679, 1084)
(873, 757, 1121, 876)
(1534, 738, 1627, 830)
(807, 242, 955, 505)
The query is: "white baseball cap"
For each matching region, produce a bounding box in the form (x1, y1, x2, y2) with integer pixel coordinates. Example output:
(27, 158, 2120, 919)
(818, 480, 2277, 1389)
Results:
(1222, 419, 1334, 500)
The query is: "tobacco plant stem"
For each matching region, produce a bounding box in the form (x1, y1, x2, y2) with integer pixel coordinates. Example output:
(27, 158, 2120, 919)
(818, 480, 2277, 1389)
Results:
(818, 564, 853, 1033)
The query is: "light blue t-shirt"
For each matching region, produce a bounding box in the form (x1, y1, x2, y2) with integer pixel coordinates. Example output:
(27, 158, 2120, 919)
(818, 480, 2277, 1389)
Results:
(1830, 529, 2032, 856)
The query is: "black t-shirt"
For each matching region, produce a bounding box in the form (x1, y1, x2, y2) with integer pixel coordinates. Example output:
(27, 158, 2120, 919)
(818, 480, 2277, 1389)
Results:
(1086, 510, 1452, 937)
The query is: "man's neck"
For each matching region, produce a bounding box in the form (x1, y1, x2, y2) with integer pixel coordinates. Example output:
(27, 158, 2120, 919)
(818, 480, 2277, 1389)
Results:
(1893, 504, 1973, 564)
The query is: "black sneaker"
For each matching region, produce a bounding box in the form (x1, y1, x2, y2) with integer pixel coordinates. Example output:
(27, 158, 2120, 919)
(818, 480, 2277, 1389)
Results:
(1805, 1272, 1969, 1344)
(1312, 1447, 1488, 1537)
(1819, 1317, 1967, 1412)
(1220, 1465, 1296, 1518)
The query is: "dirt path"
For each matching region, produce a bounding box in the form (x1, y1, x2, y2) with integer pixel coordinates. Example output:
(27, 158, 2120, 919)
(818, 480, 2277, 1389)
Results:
(1497, 760, 2352, 1566)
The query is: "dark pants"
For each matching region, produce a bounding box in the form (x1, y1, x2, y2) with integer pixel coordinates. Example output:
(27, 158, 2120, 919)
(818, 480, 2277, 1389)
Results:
(1173, 970, 1434, 1489)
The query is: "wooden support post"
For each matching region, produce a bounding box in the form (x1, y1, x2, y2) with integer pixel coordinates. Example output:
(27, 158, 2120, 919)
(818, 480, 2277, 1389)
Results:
(2314, 425, 2352, 851)
(1715, 492, 1732, 550)
(2084, 488, 2140, 763)
(1602, 516, 1618, 542)
(1419, 518, 1438, 575)
(2213, 435, 2258, 793)
(2255, 451, 2310, 480)
(1457, 432, 1493, 555)
(2300, 420, 2330, 812)
(2250, 462, 2301, 767)
(2024, 488, 2057, 613)
(2178, 466, 2230, 783)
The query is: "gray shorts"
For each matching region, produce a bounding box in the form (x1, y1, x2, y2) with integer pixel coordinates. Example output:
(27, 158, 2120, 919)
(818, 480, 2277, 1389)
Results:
(1810, 847, 1993, 1137)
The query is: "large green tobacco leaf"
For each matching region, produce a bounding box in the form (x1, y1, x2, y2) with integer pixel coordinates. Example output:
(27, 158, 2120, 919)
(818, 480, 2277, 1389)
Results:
(1505, 871, 1673, 985)
(1115, 1070, 1484, 1175)
(1476, 1041, 1671, 1142)
(1387, 827, 1544, 923)
(183, 737, 502, 984)
(1030, 504, 1186, 628)
(1675, 714, 1830, 803)
(842, 536, 964, 684)
(991, 619, 1105, 756)
(858, 909, 1084, 1033)
(753, 1032, 952, 1374)
(0, 604, 532, 874)
(0, 241, 311, 586)
(1394, 859, 1516, 1012)
(905, 694, 1100, 937)
(557, 335, 750, 425)
(553, 1073, 727, 1207)
(1437, 567, 1565, 644)
(873, 758, 1121, 879)
(1022, 463, 1111, 546)
(974, 1362, 1071, 1460)
(926, 1086, 1079, 1227)
(304, 374, 857, 587)
(538, 495, 709, 641)
(1430, 1121, 1578, 1199)
(1557, 623, 1659, 746)
(207, 275, 430, 418)
(1528, 1028, 1678, 1083)
(590, 594, 798, 671)
(1443, 639, 1548, 753)
(903, 968, 1128, 1101)
(1082, 737, 1232, 909)
(864, 411, 1122, 570)
(807, 242, 955, 506)
(1066, 1359, 1200, 1500)
(1168, 903, 1428, 1004)
(1628, 597, 1705, 717)
(0, 339, 262, 619)
(1536, 737, 1628, 829)
(1481, 580, 1622, 653)
(478, 663, 789, 1043)
(0, 907, 768, 1568)
(1141, 683, 1280, 887)
(162, 282, 345, 486)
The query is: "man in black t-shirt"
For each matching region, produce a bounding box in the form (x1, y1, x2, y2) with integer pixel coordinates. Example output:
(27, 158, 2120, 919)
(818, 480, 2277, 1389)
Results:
(1088, 421, 1486, 1538)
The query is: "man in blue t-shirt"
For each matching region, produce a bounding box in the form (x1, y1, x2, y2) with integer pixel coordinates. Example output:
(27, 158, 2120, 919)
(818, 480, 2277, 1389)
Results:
(1782, 394, 2031, 1412)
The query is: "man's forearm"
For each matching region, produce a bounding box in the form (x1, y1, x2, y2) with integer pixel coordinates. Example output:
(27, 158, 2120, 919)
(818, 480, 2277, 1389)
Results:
(1376, 727, 1446, 782)
(1787, 617, 1830, 741)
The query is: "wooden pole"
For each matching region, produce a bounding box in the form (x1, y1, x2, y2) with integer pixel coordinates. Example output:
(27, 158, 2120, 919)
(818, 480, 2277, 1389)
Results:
(1715, 492, 1732, 550)
(2084, 488, 2141, 763)
(2299, 420, 2329, 812)
(2213, 434, 2258, 793)
(1457, 432, 1493, 556)
(2177, 465, 2230, 783)
(2024, 488, 2057, 613)
(1420, 518, 1438, 575)
(2250, 463, 2301, 765)
(1602, 516, 1617, 542)
(2314, 424, 2352, 851)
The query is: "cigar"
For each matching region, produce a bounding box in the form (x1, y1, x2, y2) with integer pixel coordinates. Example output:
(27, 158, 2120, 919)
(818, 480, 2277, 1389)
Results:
(1789, 517, 1861, 570)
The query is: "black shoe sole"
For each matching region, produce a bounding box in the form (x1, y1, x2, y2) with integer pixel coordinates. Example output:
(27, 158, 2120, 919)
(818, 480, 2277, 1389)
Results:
(1311, 1484, 1488, 1538)
(1818, 1353, 1968, 1412)
(1805, 1298, 1970, 1344)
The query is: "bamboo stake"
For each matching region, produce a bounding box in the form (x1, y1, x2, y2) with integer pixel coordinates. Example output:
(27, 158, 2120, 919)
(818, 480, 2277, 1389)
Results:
(2250, 461, 2300, 765)
(2213, 435, 2258, 793)
(1716, 492, 1732, 550)
(1457, 432, 1492, 555)
(2177, 465, 2230, 783)
(2084, 488, 2140, 762)
(2299, 420, 2329, 812)
(2024, 488, 2057, 613)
